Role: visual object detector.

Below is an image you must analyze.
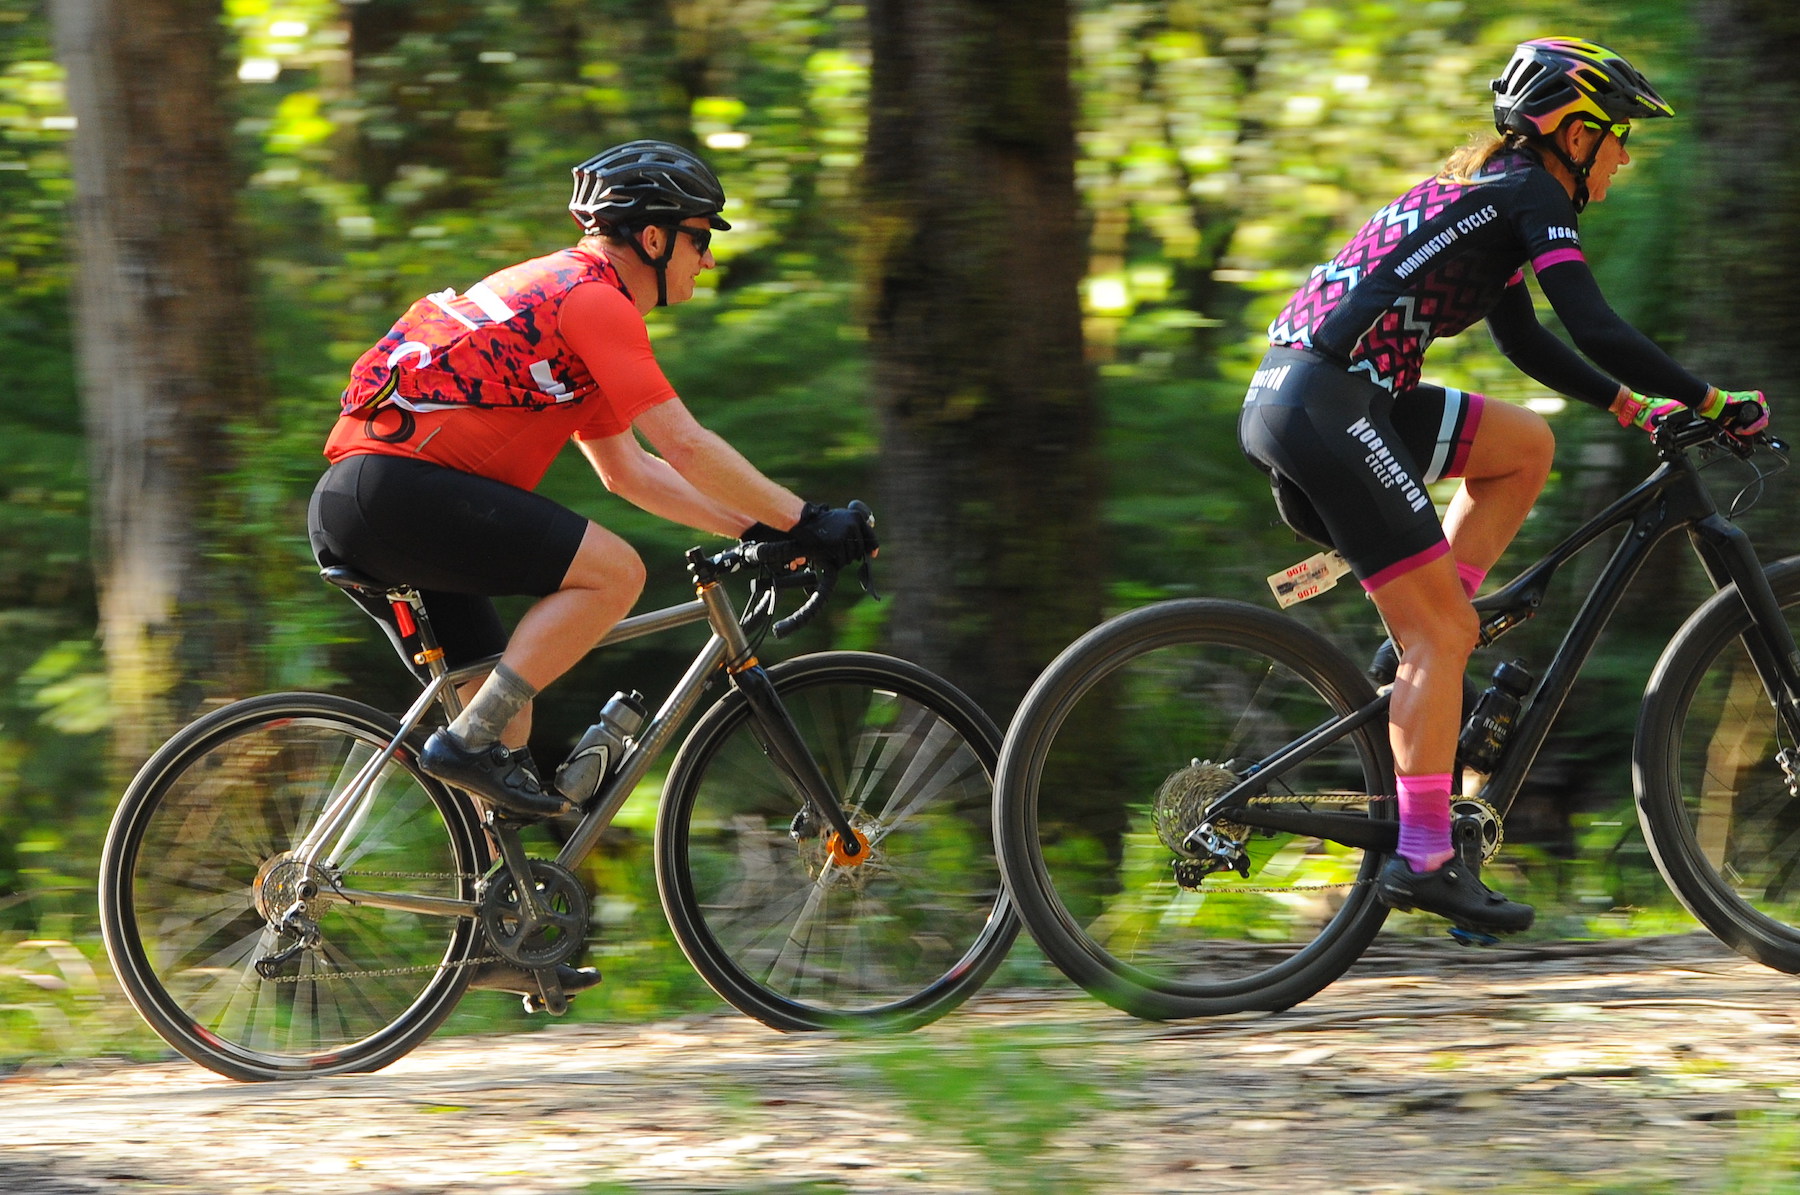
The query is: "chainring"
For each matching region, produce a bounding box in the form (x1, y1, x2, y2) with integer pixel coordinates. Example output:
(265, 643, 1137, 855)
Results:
(1452, 795, 1503, 865)
(479, 858, 589, 969)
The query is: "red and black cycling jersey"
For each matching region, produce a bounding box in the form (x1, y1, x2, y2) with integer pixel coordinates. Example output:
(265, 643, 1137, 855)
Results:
(1268, 148, 1706, 408)
(342, 246, 626, 414)
(325, 248, 678, 491)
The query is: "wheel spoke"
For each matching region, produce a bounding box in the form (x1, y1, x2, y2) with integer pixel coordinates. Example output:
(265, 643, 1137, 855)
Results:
(660, 656, 1011, 1029)
(102, 697, 483, 1079)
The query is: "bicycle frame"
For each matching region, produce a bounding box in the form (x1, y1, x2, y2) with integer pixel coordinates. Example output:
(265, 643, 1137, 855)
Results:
(1206, 419, 1800, 845)
(296, 554, 863, 922)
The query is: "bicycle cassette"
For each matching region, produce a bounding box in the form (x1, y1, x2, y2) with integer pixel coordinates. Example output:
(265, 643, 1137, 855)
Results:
(479, 858, 589, 970)
(1153, 759, 1243, 856)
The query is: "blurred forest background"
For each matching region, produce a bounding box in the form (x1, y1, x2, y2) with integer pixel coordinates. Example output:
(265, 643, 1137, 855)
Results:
(5, 0, 1800, 1060)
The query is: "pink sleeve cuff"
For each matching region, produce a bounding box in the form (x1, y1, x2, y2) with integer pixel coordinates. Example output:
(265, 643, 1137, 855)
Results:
(1532, 248, 1586, 272)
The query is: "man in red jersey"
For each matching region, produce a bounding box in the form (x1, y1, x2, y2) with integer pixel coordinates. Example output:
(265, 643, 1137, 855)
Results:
(310, 141, 874, 827)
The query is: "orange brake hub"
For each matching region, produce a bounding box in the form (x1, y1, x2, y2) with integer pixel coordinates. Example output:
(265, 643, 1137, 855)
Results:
(824, 827, 871, 867)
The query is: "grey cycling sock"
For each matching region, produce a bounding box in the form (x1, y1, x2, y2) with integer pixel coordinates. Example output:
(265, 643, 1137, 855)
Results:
(448, 663, 538, 750)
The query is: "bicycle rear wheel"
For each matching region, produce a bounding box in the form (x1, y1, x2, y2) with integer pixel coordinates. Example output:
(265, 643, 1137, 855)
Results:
(99, 693, 487, 1080)
(1635, 558, 1800, 970)
(655, 652, 1017, 1031)
(994, 599, 1394, 1020)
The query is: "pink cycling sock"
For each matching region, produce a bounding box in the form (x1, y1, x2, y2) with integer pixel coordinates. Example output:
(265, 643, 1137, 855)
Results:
(1456, 561, 1487, 598)
(1396, 773, 1455, 872)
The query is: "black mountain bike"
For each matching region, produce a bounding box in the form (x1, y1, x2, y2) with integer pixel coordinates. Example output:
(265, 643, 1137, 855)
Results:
(100, 529, 1016, 1079)
(993, 410, 1800, 1020)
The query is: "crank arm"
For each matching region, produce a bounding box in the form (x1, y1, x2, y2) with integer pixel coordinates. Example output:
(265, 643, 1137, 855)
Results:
(489, 817, 556, 925)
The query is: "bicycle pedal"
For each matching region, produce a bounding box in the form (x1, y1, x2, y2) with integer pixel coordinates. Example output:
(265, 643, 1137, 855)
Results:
(1447, 925, 1500, 947)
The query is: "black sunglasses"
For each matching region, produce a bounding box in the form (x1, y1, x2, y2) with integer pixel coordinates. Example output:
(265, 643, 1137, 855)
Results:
(668, 225, 714, 255)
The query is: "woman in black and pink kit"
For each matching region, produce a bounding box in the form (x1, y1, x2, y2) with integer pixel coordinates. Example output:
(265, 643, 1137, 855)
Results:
(1239, 38, 1771, 932)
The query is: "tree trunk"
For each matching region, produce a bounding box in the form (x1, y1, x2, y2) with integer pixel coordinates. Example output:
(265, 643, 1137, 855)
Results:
(862, 0, 1102, 718)
(1687, 3, 1800, 417)
(50, 0, 259, 765)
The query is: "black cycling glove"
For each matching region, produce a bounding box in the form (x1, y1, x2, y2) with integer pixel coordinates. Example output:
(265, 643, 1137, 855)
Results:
(789, 501, 878, 568)
(738, 520, 786, 544)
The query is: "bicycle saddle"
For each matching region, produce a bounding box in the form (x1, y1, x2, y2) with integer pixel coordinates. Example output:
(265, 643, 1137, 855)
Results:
(319, 565, 409, 596)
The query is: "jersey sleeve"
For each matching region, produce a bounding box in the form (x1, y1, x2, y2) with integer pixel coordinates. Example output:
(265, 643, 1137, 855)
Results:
(559, 281, 679, 440)
(1533, 258, 1709, 404)
(1510, 168, 1588, 276)
(1484, 279, 1620, 410)
(1504, 168, 1708, 405)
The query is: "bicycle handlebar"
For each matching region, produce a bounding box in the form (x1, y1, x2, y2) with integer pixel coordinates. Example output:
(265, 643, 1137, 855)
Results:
(1654, 404, 1785, 461)
(686, 500, 878, 640)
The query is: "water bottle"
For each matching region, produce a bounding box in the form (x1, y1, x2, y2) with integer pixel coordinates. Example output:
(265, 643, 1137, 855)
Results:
(1456, 660, 1534, 773)
(554, 690, 648, 802)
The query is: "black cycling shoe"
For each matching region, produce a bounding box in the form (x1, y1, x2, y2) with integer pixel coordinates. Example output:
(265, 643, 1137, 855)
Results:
(1376, 856, 1534, 933)
(467, 960, 602, 999)
(1368, 638, 1401, 686)
(419, 730, 572, 820)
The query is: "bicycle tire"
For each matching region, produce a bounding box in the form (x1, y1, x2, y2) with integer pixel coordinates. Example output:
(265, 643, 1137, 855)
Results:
(1635, 556, 1800, 970)
(993, 599, 1395, 1020)
(99, 693, 488, 1080)
(655, 652, 1018, 1031)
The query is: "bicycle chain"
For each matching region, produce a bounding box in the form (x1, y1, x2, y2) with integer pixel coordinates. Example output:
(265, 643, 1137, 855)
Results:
(262, 868, 491, 983)
(264, 954, 500, 984)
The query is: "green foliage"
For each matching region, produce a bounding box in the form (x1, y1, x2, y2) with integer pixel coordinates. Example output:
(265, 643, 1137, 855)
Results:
(0, 0, 1764, 1064)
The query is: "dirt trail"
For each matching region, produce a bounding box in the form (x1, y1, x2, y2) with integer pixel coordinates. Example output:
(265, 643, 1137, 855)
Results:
(7, 933, 1800, 1194)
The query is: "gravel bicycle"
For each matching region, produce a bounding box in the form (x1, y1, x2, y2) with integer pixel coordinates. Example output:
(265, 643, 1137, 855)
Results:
(100, 527, 1016, 1079)
(993, 409, 1800, 1020)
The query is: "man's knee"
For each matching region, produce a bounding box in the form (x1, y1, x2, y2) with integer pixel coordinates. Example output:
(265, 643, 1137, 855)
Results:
(561, 524, 646, 598)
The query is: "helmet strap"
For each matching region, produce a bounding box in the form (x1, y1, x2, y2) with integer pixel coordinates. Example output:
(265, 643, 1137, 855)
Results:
(623, 225, 680, 307)
(1538, 126, 1605, 214)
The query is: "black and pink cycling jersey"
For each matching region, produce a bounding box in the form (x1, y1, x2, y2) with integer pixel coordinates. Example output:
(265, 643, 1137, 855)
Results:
(1266, 148, 1705, 407)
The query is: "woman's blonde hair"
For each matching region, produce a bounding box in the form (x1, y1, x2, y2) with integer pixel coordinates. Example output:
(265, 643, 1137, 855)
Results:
(1439, 131, 1530, 183)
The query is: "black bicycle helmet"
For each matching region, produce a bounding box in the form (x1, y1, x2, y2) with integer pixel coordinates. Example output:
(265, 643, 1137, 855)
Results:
(1491, 38, 1673, 211)
(568, 140, 731, 235)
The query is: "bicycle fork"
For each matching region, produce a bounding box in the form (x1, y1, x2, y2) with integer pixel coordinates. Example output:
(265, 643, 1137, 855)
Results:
(695, 578, 866, 860)
(1690, 515, 1800, 788)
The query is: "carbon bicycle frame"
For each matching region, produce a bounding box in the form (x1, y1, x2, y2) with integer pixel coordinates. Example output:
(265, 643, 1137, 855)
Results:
(1205, 422, 1800, 849)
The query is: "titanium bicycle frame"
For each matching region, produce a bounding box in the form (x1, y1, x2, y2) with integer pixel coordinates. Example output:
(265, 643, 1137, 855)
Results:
(1192, 415, 1800, 853)
(286, 550, 863, 924)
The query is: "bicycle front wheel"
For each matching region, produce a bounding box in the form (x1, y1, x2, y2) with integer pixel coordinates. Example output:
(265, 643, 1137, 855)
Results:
(1636, 557, 1800, 970)
(656, 652, 1017, 1031)
(99, 693, 488, 1080)
(994, 599, 1394, 1020)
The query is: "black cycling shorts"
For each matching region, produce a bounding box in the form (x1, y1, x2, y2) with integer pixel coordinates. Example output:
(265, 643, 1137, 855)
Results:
(307, 453, 590, 667)
(1238, 346, 1485, 590)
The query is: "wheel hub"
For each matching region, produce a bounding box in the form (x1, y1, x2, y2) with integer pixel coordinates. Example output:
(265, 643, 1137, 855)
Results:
(797, 816, 883, 890)
(253, 852, 332, 923)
